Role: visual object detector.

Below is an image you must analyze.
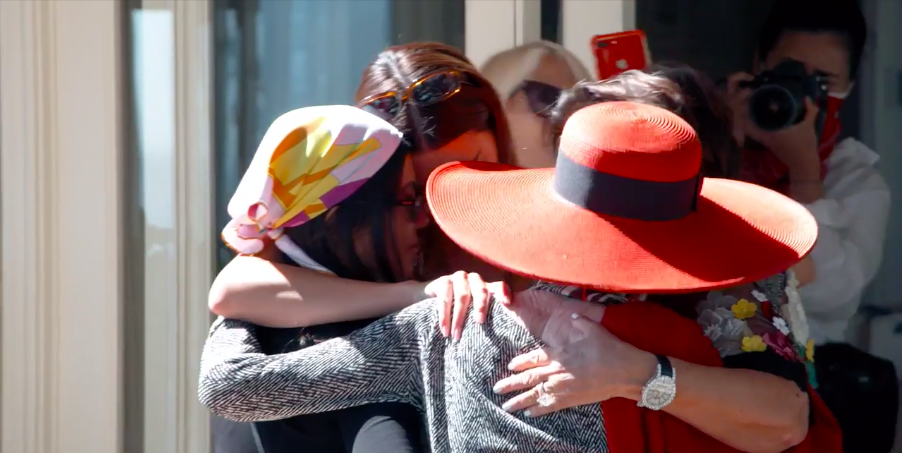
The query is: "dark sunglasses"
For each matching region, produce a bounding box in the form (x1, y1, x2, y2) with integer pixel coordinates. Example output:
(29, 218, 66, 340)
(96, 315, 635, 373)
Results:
(516, 80, 563, 118)
(396, 188, 428, 223)
(359, 70, 470, 121)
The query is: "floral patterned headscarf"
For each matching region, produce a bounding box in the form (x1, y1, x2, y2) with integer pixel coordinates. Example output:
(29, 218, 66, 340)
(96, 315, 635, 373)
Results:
(222, 105, 404, 272)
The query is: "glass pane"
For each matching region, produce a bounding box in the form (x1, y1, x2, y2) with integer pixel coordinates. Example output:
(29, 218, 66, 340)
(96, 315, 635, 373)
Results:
(123, 2, 178, 453)
(541, 0, 562, 43)
(212, 0, 465, 271)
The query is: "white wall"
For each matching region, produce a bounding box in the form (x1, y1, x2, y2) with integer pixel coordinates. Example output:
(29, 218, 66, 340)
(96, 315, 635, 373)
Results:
(863, 0, 902, 310)
(0, 1, 123, 452)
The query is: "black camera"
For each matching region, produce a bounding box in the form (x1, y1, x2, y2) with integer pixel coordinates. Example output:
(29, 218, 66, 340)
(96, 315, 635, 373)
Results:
(739, 59, 828, 131)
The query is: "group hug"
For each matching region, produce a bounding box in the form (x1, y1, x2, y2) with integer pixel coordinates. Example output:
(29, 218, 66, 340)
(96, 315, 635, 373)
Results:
(199, 2, 892, 452)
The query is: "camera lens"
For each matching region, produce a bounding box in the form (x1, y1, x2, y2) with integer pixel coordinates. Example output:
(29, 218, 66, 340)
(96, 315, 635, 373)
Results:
(748, 85, 799, 131)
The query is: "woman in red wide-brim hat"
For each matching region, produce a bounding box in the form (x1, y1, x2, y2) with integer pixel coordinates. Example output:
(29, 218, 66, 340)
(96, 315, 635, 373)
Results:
(200, 100, 839, 453)
(427, 99, 841, 453)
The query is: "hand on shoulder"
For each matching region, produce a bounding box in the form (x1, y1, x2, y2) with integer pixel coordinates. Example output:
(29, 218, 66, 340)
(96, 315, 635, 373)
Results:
(423, 271, 510, 340)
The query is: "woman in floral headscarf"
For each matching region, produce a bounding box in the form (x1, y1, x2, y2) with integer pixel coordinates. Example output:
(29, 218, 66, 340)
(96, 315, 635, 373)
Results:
(214, 105, 433, 453)
(209, 43, 519, 453)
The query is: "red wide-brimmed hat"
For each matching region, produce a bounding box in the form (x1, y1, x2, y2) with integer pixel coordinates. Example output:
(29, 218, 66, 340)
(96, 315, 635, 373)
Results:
(426, 102, 818, 293)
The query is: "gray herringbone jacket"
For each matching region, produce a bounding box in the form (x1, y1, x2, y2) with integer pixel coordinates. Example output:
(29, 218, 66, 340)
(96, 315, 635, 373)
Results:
(199, 299, 609, 453)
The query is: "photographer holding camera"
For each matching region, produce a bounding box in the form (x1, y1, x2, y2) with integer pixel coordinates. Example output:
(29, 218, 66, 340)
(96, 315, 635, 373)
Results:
(727, 1, 896, 450)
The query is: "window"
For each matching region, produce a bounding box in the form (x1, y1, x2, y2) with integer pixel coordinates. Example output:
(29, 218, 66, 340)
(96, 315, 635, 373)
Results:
(541, 0, 562, 43)
(124, 3, 177, 453)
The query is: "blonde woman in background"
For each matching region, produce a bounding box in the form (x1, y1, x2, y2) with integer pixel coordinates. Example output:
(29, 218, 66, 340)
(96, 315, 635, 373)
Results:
(481, 41, 591, 168)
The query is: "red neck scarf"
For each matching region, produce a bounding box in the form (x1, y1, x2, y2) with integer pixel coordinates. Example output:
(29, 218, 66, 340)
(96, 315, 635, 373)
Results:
(740, 95, 845, 194)
(599, 301, 842, 453)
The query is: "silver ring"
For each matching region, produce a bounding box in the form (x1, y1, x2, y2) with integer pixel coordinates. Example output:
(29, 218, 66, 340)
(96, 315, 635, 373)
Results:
(536, 382, 554, 407)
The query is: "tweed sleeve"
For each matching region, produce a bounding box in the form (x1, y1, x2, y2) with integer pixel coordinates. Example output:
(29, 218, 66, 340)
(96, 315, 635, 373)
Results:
(198, 300, 437, 422)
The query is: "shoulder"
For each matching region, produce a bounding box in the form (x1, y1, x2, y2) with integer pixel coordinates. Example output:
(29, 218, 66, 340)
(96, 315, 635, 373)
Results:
(392, 298, 442, 341)
(695, 274, 811, 362)
(825, 138, 889, 195)
(395, 297, 441, 325)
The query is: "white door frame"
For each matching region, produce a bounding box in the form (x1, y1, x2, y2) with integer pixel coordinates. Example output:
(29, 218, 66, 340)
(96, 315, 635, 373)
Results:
(0, 0, 214, 452)
(465, 0, 542, 69)
(0, 1, 124, 453)
(130, 1, 215, 452)
(173, 1, 216, 450)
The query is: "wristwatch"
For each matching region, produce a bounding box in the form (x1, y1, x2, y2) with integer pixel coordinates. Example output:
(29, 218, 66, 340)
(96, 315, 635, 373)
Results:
(637, 354, 676, 411)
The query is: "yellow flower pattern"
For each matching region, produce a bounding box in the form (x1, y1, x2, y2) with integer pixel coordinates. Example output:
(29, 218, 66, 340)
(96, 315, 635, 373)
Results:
(741, 335, 767, 352)
(731, 298, 757, 320)
(696, 277, 818, 389)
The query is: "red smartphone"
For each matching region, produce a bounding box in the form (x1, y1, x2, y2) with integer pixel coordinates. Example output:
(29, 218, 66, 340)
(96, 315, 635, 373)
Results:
(591, 30, 651, 80)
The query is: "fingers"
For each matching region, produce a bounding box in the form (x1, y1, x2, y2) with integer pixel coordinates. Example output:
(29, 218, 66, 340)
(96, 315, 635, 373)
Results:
(522, 397, 572, 418)
(434, 277, 453, 338)
(432, 271, 512, 339)
(501, 379, 580, 417)
(725, 74, 754, 145)
(502, 386, 546, 413)
(500, 379, 565, 413)
(732, 127, 747, 148)
(487, 281, 512, 306)
(468, 273, 490, 324)
(507, 348, 551, 372)
(802, 97, 820, 125)
(725, 73, 754, 113)
(493, 364, 559, 395)
(450, 271, 471, 340)
(570, 313, 604, 333)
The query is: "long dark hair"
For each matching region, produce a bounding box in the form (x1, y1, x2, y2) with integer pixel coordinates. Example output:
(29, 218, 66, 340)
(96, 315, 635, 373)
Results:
(257, 146, 410, 354)
(356, 42, 513, 165)
(647, 63, 741, 178)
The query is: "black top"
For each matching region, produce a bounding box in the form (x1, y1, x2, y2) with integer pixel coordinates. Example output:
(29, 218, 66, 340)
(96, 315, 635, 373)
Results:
(211, 250, 420, 453)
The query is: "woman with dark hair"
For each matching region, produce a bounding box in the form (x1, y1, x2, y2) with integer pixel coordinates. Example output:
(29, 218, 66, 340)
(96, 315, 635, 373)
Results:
(212, 105, 431, 453)
(209, 43, 518, 453)
(209, 43, 517, 346)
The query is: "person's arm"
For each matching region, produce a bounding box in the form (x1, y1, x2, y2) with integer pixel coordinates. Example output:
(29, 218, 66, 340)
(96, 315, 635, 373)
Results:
(657, 280, 811, 452)
(798, 180, 890, 317)
(209, 253, 424, 328)
(497, 283, 811, 453)
(624, 355, 808, 452)
(198, 299, 437, 422)
(791, 256, 816, 287)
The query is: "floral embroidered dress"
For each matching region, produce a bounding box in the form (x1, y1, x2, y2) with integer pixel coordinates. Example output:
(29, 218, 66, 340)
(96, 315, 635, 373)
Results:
(534, 271, 816, 390)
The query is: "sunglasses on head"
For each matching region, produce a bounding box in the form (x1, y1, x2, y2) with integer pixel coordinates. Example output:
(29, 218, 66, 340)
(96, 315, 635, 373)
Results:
(359, 70, 471, 121)
(516, 80, 562, 118)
